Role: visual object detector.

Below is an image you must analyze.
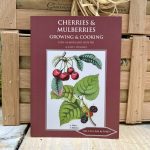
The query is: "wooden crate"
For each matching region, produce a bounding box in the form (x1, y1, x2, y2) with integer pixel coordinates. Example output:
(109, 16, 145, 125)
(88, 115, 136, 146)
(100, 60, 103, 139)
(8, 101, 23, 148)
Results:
(0, 0, 150, 34)
(1, 30, 150, 125)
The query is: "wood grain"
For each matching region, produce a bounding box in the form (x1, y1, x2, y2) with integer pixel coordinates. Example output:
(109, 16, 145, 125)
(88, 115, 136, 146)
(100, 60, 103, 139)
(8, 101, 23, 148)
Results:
(19, 69, 129, 89)
(128, 0, 147, 34)
(19, 89, 128, 103)
(19, 37, 133, 70)
(20, 103, 30, 123)
(19, 69, 150, 90)
(145, 15, 150, 34)
(20, 69, 30, 88)
(19, 102, 150, 123)
(16, 0, 150, 15)
(0, 0, 16, 29)
(16, 9, 71, 30)
(16, 9, 150, 34)
(145, 90, 150, 102)
(19, 36, 150, 59)
(19, 88, 150, 103)
(1, 31, 20, 125)
(142, 102, 150, 121)
(20, 88, 30, 103)
(17, 0, 72, 11)
(16, 9, 128, 33)
(126, 36, 148, 124)
(19, 103, 127, 123)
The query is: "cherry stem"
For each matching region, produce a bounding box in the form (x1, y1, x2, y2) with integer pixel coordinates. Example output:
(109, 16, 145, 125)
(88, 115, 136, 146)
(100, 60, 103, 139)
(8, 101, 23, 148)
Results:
(62, 51, 66, 57)
(67, 58, 73, 67)
(59, 60, 63, 70)
(60, 61, 66, 72)
(88, 114, 96, 126)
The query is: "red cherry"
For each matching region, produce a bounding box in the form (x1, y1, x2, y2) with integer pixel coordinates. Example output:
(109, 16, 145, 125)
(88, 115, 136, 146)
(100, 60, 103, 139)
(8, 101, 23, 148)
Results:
(71, 72, 79, 80)
(53, 69, 61, 77)
(86, 112, 93, 117)
(59, 72, 70, 81)
(67, 67, 74, 74)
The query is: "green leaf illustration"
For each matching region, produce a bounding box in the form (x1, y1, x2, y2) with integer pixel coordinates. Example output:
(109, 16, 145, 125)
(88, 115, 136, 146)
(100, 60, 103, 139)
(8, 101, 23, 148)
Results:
(73, 56, 83, 71)
(51, 85, 77, 103)
(52, 56, 62, 67)
(62, 85, 76, 103)
(51, 91, 62, 99)
(74, 74, 99, 100)
(51, 78, 63, 96)
(59, 101, 83, 126)
(79, 54, 102, 69)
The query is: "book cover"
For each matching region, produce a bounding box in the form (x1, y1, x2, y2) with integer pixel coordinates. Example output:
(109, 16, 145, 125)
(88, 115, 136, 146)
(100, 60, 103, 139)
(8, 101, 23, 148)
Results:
(31, 16, 121, 138)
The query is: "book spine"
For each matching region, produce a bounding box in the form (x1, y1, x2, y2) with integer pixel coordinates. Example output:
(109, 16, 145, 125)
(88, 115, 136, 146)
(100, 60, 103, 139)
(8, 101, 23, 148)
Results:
(16, 0, 72, 11)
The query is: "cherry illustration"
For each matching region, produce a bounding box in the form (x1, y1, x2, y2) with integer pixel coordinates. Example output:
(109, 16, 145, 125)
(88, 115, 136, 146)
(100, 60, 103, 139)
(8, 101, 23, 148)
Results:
(81, 115, 88, 123)
(71, 72, 79, 80)
(86, 111, 93, 117)
(59, 72, 70, 81)
(53, 69, 61, 77)
(90, 106, 98, 113)
(67, 67, 74, 74)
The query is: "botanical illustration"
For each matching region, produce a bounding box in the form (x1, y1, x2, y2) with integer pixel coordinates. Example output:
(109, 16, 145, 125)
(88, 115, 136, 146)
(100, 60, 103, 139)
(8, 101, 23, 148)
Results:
(51, 52, 102, 126)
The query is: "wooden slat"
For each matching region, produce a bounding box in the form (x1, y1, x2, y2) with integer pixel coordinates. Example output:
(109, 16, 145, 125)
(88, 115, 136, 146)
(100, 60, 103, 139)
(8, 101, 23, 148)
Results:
(120, 90, 128, 103)
(17, 0, 72, 11)
(128, 0, 147, 34)
(121, 59, 150, 72)
(19, 37, 133, 58)
(16, 0, 150, 15)
(145, 15, 150, 34)
(116, 14, 128, 34)
(20, 103, 126, 123)
(0, 0, 16, 29)
(16, 9, 71, 30)
(20, 89, 30, 103)
(120, 72, 129, 89)
(19, 89, 150, 103)
(148, 40, 150, 58)
(145, 90, 150, 102)
(1, 31, 20, 125)
(20, 56, 31, 69)
(121, 39, 132, 58)
(20, 69, 30, 88)
(126, 36, 148, 124)
(18, 89, 132, 103)
(20, 103, 30, 123)
(119, 103, 127, 122)
(20, 89, 128, 103)
(19, 69, 150, 90)
(19, 102, 150, 123)
(142, 102, 150, 121)
(19, 36, 150, 59)
(19, 37, 30, 56)
(146, 72, 150, 89)
(16, 9, 128, 33)
(15, 9, 150, 34)
(19, 69, 129, 89)
(19, 56, 150, 72)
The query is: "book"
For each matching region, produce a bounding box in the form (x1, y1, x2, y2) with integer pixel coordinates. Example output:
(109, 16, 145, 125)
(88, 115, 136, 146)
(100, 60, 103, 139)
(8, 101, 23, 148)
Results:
(31, 16, 121, 138)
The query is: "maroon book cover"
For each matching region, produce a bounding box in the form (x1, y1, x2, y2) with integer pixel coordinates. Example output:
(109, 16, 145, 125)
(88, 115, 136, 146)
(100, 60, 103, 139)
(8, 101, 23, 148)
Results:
(31, 16, 121, 138)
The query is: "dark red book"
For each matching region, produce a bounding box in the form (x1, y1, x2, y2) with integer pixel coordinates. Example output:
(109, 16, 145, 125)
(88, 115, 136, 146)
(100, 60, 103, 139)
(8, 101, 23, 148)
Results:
(31, 16, 121, 138)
